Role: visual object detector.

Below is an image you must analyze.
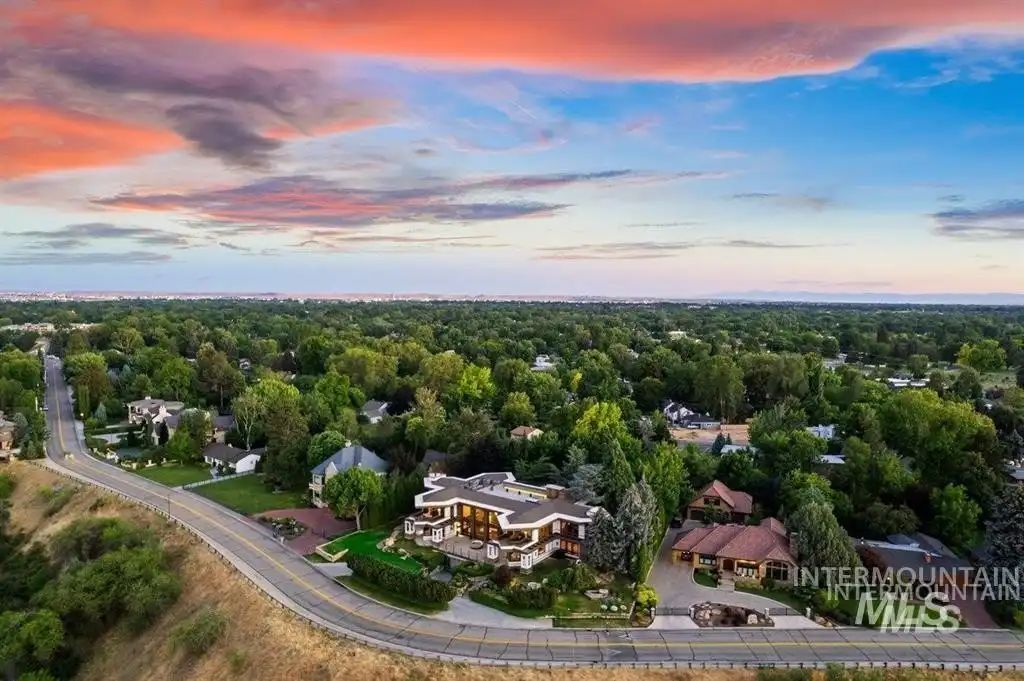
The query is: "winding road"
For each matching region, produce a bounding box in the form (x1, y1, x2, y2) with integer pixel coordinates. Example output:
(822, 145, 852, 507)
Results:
(40, 356, 1024, 671)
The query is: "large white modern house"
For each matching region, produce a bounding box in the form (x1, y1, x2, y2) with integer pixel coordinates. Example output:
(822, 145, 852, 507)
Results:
(404, 472, 601, 570)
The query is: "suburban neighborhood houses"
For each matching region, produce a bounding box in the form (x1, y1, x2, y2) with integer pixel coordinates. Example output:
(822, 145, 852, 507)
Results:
(8, 299, 1020, 640)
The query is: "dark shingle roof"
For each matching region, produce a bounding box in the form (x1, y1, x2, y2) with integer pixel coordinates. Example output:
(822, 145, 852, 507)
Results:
(311, 445, 389, 475)
(204, 443, 264, 464)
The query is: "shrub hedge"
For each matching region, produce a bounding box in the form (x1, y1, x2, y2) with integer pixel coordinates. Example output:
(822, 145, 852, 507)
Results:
(506, 584, 558, 610)
(348, 554, 455, 604)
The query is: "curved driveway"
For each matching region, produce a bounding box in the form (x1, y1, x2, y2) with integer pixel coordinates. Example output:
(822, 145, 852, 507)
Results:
(40, 357, 1024, 670)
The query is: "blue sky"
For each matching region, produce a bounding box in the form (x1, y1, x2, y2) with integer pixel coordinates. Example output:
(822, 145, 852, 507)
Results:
(1, 3, 1022, 298)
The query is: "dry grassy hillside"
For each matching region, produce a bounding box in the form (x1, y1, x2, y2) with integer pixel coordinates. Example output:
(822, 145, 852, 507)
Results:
(4, 461, 1021, 681)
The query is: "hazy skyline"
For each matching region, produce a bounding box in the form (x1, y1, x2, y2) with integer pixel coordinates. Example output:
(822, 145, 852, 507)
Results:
(2, 2, 1023, 299)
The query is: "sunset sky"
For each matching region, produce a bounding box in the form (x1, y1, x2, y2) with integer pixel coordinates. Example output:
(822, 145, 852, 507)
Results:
(2, 1, 1023, 298)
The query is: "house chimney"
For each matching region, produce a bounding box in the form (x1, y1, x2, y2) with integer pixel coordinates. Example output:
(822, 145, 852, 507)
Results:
(544, 484, 566, 499)
(924, 552, 932, 564)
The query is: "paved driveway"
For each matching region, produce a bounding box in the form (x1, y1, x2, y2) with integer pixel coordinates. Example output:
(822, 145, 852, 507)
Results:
(649, 528, 806, 613)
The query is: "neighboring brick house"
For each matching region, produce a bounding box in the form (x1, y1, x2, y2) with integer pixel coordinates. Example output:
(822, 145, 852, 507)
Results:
(672, 517, 796, 585)
(685, 479, 753, 523)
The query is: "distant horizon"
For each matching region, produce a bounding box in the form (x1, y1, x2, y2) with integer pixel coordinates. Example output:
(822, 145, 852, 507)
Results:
(2, 288, 1023, 307)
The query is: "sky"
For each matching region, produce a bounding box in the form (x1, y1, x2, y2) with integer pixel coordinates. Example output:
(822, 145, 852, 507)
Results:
(2, 1, 1023, 300)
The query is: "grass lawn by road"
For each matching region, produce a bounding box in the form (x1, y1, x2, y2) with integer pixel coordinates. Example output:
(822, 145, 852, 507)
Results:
(319, 530, 429, 573)
(134, 463, 211, 487)
(193, 474, 306, 515)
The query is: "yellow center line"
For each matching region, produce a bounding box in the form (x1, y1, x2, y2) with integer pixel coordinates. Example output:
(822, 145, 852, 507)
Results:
(47, 364, 1024, 654)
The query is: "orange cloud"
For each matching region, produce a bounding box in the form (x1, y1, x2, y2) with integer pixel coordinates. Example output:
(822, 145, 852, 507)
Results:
(0, 102, 179, 179)
(22, 1, 1024, 80)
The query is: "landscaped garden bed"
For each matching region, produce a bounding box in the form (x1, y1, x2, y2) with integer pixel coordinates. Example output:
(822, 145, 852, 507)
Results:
(692, 602, 772, 627)
(467, 561, 635, 620)
(257, 515, 306, 539)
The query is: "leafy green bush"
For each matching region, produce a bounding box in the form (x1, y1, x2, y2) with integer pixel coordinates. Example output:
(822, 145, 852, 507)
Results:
(227, 650, 249, 674)
(634, 583, 658, 610)
(36, 485, 76, 517)
(172, 606, 227, 656)
(347, 554, 455, 604)
(506, 584, 557, 610)
(547, 562, 598, 592)
(37, 546, 181, 631)
(491, 564, 514, 588)
(452, 560, 494, 578)
(51, 517, 153, 565)
(0, 472, 15, 499)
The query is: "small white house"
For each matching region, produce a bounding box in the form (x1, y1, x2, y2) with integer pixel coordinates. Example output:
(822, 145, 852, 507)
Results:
(203, 443, 263, 474)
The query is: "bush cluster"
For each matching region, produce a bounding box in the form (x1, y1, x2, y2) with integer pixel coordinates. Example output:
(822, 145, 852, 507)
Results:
(547, 563, 598, 592)
(172, 606, 227, 656)
(633, 583, 658, 610)
(348, 554, 455, 604)
(506, 584, 558, 610)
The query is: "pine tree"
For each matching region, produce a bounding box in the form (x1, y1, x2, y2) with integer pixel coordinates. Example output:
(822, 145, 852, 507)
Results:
(583, 507, 622, 572)
(569, 464, 604, 505)
(616, 478, 658, 578)
(601, 441, 634, 512)
(711, 433, 726, 456)
(985, 486, 1024, 571)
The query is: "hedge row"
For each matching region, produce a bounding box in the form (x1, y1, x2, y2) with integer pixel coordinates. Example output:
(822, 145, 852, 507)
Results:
(507, 584, 558, 610)
(347, 554, 456, 604)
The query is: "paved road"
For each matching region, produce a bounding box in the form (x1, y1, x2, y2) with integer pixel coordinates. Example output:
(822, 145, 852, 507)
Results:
(40, 356, 1024, 670)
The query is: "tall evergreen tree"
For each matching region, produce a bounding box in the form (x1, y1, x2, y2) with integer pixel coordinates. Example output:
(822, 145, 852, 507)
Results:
(583, 508, 622, 572)
(616, 478, 658, 579)
(984, 485, 1024, 572)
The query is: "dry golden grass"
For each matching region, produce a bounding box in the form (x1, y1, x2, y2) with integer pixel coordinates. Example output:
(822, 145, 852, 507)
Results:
(673, 423, 751, 448)
(5, 461, 1021, 681)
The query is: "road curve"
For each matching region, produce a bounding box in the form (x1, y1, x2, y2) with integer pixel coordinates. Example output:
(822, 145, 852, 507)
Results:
(39, 356, 1024, 671)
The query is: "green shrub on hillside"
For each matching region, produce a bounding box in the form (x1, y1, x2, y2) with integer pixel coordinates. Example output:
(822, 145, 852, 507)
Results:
(172, 606, 227, 656)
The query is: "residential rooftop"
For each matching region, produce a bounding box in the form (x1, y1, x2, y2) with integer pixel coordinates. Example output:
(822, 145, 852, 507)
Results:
(416, 472, 596, 528)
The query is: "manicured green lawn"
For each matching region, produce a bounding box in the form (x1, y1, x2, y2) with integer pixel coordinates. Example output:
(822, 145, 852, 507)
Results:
(693, 569, 718, 588)
(134, 463, 211, 487)
(319, 530, 428, 574)
(735, 584, 807, 612)
(337, 576, 447, 614)
(193, 474, 306, 515)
